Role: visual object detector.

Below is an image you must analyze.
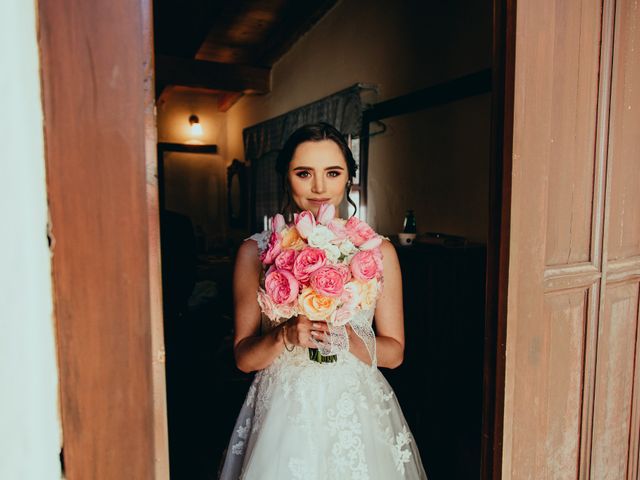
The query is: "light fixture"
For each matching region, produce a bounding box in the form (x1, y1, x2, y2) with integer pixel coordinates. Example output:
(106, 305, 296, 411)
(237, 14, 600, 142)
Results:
(189, 114, 203, 136)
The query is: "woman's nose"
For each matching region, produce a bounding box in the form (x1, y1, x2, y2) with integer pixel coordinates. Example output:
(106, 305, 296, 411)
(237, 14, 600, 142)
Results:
(311, 175, 325, 193)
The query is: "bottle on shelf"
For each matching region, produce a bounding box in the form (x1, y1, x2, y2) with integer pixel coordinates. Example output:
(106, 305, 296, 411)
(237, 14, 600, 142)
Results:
(403, 209, 417, 233)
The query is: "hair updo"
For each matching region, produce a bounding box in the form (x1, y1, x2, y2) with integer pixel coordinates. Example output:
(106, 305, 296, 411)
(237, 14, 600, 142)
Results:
(276, 122, 358, 218)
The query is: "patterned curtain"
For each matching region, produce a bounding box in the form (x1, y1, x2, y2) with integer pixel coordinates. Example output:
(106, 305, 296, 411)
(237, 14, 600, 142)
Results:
(243, 85, 364, 231)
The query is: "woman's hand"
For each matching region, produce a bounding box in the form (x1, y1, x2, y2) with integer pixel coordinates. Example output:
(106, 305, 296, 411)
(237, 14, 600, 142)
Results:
(283, 314, 330, 348)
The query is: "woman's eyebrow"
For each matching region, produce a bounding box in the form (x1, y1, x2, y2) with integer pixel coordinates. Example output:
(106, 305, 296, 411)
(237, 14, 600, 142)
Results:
(292, 165, 345, 170)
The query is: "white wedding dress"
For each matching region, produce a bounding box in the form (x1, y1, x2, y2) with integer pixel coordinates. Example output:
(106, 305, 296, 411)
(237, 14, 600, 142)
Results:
(219, 235, 428, 480)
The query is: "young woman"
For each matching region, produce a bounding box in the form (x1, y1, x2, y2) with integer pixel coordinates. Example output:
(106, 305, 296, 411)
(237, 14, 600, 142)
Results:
(219, 123, 427, 479)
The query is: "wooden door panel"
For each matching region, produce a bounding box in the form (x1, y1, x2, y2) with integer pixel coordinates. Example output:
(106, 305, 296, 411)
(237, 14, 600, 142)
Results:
(544, 0, 603, 267)
(606, 0, 640, 262)
(537, 289, 590, 479)
(590, 281, 639, 479)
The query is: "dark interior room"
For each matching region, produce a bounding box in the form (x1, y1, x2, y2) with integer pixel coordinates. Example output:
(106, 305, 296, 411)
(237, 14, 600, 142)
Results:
(153, 1, 492, 478)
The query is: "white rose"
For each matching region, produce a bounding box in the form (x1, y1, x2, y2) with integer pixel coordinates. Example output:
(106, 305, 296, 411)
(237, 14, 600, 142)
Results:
(338, 238, 358, 256)
(308, 225, 336, 248)
(323, 243, 341, 263)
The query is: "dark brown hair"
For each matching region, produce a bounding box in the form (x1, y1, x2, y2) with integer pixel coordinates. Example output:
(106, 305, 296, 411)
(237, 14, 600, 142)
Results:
(276, 122, 358, 219)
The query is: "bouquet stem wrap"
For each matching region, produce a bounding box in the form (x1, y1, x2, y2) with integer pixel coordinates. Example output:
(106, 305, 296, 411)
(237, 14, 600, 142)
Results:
(309, 309, 377, 367)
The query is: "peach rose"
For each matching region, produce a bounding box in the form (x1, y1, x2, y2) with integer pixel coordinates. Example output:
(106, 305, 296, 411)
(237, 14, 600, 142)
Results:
(280, 226, 306, 250)
(295, 211, 316, 239)
(298, 287, 338, 321)
(265, 269, 299, 305)
(345, 217, 378, 247)
(350, 249, 383, 281)
(274, 249, 298, 271)
(358, 278, 380, 310)
(293, 247, 326, 283)
(310, 265, 345, 298)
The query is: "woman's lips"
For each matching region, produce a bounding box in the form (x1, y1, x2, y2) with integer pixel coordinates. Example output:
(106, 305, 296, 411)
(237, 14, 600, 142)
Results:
(309, 198, 330, 204)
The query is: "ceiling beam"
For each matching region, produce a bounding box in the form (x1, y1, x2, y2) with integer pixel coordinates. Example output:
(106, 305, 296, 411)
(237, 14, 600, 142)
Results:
(155, 55, 270, 96)
(217, 92, 244, 112)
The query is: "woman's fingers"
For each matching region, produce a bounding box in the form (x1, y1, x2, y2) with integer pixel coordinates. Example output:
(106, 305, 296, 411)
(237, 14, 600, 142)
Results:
(288, 315, 331, 347)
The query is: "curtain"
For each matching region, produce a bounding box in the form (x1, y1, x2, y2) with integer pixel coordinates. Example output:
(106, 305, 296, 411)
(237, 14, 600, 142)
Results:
(244, 85, 364, 231)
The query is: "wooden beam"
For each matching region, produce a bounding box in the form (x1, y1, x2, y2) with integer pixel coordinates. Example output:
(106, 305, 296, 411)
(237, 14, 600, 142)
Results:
(256, 0, 338, 65)
(217, 91, 244, 112)
(155, 55, 270, 96)
(364, 68, 492, 122)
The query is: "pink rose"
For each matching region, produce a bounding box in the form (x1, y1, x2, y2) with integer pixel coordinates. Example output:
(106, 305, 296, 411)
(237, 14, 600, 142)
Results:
(257, 289, 279, 320)
(257, 288, 297, 321)
(345, 217, 377, 247)
(316, 203, 335, 225)
(310, 265, 345, 298)
(271, 213, 286, 233)
(327, 218, 348, 240)
(334, 282, 360, 326)
(350, 249, 383, 281)
(260, 231, 282, 265)
(265, 269, 299, 304)
(334, 303, 355, 326)
(274, 249, 298, 271)
(293, 247, 326, 283)
(335, 263, 352, 283)
(359, 236, 382, 250)
(295, 211, 316, 239)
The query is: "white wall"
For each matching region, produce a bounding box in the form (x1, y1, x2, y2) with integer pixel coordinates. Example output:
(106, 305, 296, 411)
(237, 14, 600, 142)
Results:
(0, 1, 62, 479)
(225, 0, 492, 241)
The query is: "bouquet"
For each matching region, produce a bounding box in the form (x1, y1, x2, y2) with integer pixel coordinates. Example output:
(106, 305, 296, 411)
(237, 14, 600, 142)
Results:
(255, 203, 385, 363)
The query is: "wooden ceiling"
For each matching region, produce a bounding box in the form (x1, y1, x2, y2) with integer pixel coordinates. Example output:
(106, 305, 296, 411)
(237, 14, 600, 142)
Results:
(154, 0, 338, 111)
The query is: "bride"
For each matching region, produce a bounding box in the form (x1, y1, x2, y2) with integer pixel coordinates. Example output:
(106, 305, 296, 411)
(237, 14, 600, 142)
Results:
(219, 123, 428, 479)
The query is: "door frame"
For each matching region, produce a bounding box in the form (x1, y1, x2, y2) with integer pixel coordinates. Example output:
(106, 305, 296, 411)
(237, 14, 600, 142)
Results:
(481, 0, 516, 478)
(37, 0, 516, 478)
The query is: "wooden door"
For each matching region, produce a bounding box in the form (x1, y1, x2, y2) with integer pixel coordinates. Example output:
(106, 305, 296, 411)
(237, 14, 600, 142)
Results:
(498, 0, 640, 478)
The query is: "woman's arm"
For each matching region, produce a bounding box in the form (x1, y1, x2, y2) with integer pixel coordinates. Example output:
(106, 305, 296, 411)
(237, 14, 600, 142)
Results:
(232, 240, 329, 373)
(232, 240, 284, 373)
(348, 239, 405, 368)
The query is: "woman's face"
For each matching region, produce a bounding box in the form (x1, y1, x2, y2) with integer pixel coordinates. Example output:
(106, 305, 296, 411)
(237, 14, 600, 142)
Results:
(288, 139, 349, 217)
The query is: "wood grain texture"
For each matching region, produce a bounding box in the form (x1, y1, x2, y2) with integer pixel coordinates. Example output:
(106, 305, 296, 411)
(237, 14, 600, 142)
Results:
(544, 0, 602, 267)
(606, 0, 640, 262)
(501, 0, 609, 478)
(38, 0, 168, 477)
(503, 0, 640, 477)
(590, 281, 640, 479)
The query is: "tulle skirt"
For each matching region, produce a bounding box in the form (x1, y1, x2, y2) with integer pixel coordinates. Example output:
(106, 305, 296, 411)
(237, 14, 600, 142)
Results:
(219, 347, 428, 479)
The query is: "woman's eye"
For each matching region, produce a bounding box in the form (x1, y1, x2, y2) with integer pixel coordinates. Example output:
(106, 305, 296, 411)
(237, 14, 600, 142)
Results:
(327, 171, 341, 178)
(296, 171, 310, 178)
